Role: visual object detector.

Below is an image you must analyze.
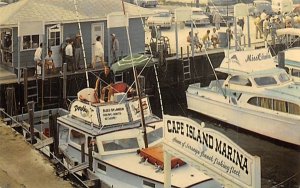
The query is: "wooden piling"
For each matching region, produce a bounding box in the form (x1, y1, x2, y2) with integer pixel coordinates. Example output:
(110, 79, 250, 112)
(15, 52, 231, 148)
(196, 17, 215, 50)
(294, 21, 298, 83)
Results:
(88, 146, 93, 171)
(52, 113, 59, 157)
(63, 63, 67, 108)
(48, 110, 54, 159)
(28, 108, 35, 144)
(24, 68, 28, 105)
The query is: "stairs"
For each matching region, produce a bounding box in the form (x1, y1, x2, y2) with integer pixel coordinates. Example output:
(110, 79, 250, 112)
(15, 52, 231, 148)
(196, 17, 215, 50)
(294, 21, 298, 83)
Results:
(182, 58, 191, 81)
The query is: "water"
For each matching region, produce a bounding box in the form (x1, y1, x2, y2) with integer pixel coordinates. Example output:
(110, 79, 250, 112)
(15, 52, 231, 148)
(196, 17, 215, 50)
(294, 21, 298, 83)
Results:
(160, 88, 300, 188)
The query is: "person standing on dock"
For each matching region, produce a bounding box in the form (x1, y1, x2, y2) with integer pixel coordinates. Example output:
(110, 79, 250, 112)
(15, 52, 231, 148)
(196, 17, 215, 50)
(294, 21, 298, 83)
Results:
(74, 33, 82, 70)
(213, 11, 221, 30)
(65, 39, 75, 73)
(263, 17, 270, 42)
(211, 28, 219, 48)
(111, 33, 119, 64)
(254, 14, 263, 39)
(92, 36, 104, 69)
(94, 65, 114, 103)
(34, 43, 43, 76)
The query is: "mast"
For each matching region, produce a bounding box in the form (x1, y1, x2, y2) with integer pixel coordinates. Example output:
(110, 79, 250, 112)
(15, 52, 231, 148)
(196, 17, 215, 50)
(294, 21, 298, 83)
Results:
(121, 0, 148, 148)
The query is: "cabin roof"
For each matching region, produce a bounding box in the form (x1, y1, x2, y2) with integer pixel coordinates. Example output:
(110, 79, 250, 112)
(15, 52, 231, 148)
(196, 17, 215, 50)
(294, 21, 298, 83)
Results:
(0, 0, 154, 27)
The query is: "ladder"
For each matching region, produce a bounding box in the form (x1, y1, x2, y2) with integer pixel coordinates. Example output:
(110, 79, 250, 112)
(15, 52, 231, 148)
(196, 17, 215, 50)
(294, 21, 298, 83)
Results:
(182, 58, 191, 81)
(26, 78, 39, 105)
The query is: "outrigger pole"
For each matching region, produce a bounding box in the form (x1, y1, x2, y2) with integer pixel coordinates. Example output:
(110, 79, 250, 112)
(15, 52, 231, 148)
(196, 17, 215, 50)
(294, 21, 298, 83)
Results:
(121, 0, 148, 148)
(73, 0, 90, 88)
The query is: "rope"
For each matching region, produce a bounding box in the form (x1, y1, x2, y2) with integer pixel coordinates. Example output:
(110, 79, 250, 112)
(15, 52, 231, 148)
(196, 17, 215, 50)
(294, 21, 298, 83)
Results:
(271, 171, 299, 188)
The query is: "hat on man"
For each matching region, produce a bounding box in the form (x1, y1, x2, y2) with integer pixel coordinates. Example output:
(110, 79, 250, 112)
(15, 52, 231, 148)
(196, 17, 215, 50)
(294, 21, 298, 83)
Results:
(76, 33, 81, 37)
(111, 33, 116, 37)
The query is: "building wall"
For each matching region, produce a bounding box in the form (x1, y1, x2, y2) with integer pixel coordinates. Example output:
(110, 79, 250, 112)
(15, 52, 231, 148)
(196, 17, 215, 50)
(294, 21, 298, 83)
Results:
(12, 17, 145, 69)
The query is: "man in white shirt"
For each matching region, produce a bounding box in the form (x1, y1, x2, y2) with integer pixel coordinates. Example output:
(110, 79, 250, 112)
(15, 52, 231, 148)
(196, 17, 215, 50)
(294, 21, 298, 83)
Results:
(65, 39, 75, 72)
(34, 43, 43, 75)
(234, 24, 244, 49)
(92, 36, 104, 68)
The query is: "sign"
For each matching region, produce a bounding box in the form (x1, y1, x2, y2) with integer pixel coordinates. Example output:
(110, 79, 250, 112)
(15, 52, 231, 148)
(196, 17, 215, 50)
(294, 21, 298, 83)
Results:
(107, 12, 129, 28)
(174, 7, 192, 22)
(70, 101, 99, 125)
(129, 97, 151, 121)
(99, 103, 129, 126)
(163, 115, 260, 187)
(234, 3, 249, 17)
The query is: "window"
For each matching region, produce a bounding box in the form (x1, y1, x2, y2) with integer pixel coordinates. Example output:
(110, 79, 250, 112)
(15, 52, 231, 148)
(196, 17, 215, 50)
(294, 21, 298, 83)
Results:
(291, 69, 300, 77)
(228, 75, 252, 86)
(143, 180, 155, 188)
(102, 137, 139, 152)
(273, 99, 288, 113)
(147, 127, 163, 144)
(48, 31, 60, 47)
(248, 97, 273, 110)
(278, 73, 290, 83)
(58, 125, 69, 144)
(70, 130, 85, 145)
(254, 76, 277, 86)
(97, 163, 106, 172)
(22, 35, 40, 50)
(288, 102, 300, 115)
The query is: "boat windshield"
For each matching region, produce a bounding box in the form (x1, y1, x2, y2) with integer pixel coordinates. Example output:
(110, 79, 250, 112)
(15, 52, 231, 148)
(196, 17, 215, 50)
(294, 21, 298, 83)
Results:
(254, 76, 277, 86)
(278, 72, 290, 83)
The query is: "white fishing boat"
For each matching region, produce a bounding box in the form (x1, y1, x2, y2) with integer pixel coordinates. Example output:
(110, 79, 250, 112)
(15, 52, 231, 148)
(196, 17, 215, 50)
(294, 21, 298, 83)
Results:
(186, 48, 300, 146)
(57, 86, 222, 187)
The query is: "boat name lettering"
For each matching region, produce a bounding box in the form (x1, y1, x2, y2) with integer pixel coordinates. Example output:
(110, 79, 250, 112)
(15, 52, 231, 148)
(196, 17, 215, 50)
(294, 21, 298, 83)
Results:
(245, 53, 271, 62)
(74, 105, 92, 117)
(167, 120, 248, 175)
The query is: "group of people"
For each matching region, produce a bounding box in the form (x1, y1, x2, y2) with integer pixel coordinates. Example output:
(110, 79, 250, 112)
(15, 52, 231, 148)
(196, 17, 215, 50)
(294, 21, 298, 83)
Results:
(34, 32, 120, 75)
(187, 28, 220, 51)
(254, 9, 296, 46)
(34, 43, 55, 76)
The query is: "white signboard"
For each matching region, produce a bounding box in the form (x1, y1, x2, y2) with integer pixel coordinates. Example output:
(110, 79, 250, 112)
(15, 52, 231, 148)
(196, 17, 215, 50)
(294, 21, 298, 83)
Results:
(234, 3, 249, 17)
(164, 115, 260, 187)
(174, 7, 192, 22)
(99, 103, 129, 126)
(18, 21, 44, 37)
(107, 12, 129, 28)
(129, 97, 151, 121)
(70, 101, 99, 125)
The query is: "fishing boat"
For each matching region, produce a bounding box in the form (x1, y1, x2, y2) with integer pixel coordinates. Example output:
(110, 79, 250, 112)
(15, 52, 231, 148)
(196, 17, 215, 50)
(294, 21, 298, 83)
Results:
(57, 87, 222, 187)
(186, 48, 300, 146)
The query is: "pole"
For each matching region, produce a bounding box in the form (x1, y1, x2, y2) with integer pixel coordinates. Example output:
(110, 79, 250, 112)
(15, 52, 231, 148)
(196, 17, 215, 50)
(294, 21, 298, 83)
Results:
(63, 63, 67, 108)
(24, 68, 28, 105)
(247, 16, 251, 48)
(135, 69, 148, 148)
(175, 22, 178, 59)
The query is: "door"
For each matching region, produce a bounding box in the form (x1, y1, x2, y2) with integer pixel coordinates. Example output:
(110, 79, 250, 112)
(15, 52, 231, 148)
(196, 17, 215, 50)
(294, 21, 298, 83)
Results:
(47, 24, 62, 68)
(91, 23, 105, 62)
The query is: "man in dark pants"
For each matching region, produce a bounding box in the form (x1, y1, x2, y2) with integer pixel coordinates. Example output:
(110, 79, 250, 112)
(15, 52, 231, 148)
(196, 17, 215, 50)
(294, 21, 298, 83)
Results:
(74, 33, 82, 70)
(65, 39, 75, 72)
(94, 65, 114, 102)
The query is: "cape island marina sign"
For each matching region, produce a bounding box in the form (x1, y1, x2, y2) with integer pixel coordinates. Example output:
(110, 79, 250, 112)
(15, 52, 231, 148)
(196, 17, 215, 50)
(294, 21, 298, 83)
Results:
(163, 115, 261, 188)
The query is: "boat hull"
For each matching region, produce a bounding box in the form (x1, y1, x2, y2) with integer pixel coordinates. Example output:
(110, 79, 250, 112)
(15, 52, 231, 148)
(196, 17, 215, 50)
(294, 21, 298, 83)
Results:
(186, 91, 300, 146)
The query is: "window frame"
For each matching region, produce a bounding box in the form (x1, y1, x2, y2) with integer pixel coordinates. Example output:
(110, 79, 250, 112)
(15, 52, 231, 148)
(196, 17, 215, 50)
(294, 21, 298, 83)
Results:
(21, 34, 41, 51)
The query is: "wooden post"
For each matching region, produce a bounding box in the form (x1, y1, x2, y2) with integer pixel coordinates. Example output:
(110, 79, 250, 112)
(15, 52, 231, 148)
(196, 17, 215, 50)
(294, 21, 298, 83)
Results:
(81, 143, 85, 163)
(24, 68, 28, 105)
(63, 63, 67, 108)
(28, 109, 35, 144)
(52, 113, 59, 157)
(163, 150, 171, 188)
(88, 146, 93, 171)
(48, 110, 54, 159)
